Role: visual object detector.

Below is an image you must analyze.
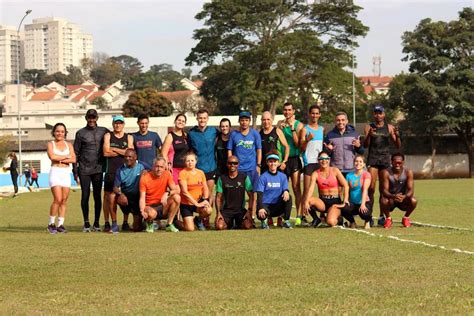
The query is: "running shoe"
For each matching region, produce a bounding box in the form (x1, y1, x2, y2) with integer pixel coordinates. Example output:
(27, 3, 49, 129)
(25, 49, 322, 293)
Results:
(311, 217, 321, 228)
(121, 222, 130, 232)
(261, 219, 269, 230)
(282, 220, 293, 229)
(166, 223, 179, 233)
(195, 218, 206, 231)
(56, 225, 67, 233)
(384, 217, 393, 229)
(103, 222, 111, 233)
(295, 217, 302, 226)
(92, 223, 101, 232)
(402, 217, 412, 228)
(267, 217, 274, 226)
(378, 216, 386, 226)
(277, 216, 283, 227)
(82, 222, 91, 233)
(301, 217, 310, 227)
(145, 221, 154, 233)
(153, 220, 160, 231)
(111, 223, 119, 234)
(47, 224, 57, 234)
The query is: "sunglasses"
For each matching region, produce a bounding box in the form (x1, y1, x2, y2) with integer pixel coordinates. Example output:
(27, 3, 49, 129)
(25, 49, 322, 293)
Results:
(227, 161, 239, 165)
(318, 157, 330, 161)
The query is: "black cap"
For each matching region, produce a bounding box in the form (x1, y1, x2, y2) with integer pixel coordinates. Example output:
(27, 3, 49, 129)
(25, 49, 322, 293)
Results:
(373, 105, 384, 112)
(85, 109, 98, 118)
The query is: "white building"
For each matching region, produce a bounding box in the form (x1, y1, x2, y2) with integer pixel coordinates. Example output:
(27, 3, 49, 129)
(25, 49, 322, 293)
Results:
(24, 17, 93, 74)
(0, 25, 24, 84)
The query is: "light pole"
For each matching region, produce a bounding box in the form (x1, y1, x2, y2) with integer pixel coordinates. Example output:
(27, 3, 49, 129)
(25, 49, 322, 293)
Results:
(16, 9, 32, 178)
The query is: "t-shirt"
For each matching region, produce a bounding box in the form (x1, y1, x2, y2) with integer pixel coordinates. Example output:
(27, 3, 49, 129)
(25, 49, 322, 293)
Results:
(346, 171, 371, 204)
(188, 126, 218, 173)
(179, 168, 207, 205)
(255, 171, 288, 205)
(227, 129, 262, 172)
(133, 131, 162, 170)
(216, 172, 252, 213)
(114, 161, 145, 194)
(139, 170, 173, 206)
(106, 132, 129, 175)
(302, 124, 324, 166)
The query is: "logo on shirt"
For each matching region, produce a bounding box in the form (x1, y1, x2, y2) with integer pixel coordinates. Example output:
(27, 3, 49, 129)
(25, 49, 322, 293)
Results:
(237, 140, 254, 149)
(136, 140, 153, 149)
(267, 182, 281, 188)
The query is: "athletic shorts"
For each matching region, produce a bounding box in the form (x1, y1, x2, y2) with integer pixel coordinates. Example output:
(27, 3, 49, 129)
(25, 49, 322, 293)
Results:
(303, 163, 319, 176)
(149, 203, 165, 219)
(221, 209, 246, 229)
(119, 192, 140, 215)
(368, 163, 390, 170)
(49, 167, 71, 188)
(320, 196, 342, 211)
(180, 204, 198, 218)
(103, 173, 115, 192)
(284, 156, 302, 177)
(205, 170, 217, 182)
(389, 201, 408, 212)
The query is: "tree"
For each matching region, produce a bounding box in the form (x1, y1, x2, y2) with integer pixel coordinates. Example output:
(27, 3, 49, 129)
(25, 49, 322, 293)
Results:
(66, 65, 84, 85)
(0, 135, 12, 165)
(21, 69, 46, 87)
(137, 64, 186, 91)
(80, 57, 94, 80)
(181, 67, 193, 79)
(39, 72, 68, 86)
(398, 7, 474, 176)
(91, 96, 110, 110)
(186, 0, 368, 119)
(122, 88, 173, 117)
(90, 59, 122, 87)
(110, 55, 143, 90)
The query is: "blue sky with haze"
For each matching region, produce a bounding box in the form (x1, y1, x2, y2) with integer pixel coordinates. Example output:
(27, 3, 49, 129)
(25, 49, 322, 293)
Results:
(1, 0, 470, 76)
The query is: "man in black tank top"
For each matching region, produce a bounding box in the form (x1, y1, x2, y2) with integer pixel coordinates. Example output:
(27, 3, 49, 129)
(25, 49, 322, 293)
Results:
(103, 115, 134, 233)
(364, 105, 401, 226)
(260, 111, 289, 174)
(379, 153, 417, 229)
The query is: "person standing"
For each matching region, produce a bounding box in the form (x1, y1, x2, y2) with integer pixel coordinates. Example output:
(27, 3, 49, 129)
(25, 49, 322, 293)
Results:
(133, 113, 162, 170)
(23, 164, 32, 189)
(161, 113, 189, 184)
(73, 109, 109, 232)
(215, 118, 231, 177)
(278, 102, 304, 222)
(364, 105, 401, 226)
(215, 155, 253, 230)
(4, 152, 19, 197)
(46, 123, 76, 234)
(260, 111, 290, 174)
(103, 114, 134, 232)
(30, 167, 39, 188)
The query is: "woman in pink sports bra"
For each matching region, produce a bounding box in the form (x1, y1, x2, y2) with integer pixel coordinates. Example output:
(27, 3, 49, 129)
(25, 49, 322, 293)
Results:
(303, 151, 349, 227)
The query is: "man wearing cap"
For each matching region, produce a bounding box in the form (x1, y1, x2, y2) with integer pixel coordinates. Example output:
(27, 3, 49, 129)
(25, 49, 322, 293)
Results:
(103, 114, 134, 232)
(255, 151, 293, 229)
(133, 113, 162, 170)
(364, 105, 401, 226)
(73, 109, 109, 232)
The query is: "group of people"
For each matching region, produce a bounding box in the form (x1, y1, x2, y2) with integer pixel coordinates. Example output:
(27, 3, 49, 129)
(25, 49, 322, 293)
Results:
(21, 103, 417, 234)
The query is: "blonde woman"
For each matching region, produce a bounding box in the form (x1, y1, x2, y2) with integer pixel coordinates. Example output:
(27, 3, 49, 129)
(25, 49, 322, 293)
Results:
(46, 123, 76, 234)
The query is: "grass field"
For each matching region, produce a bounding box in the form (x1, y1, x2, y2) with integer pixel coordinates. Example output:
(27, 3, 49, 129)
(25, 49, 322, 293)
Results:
(0, 179, 473, 314)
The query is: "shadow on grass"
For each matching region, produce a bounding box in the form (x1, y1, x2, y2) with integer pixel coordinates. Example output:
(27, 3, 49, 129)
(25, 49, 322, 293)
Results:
(0, 225, 87, 233)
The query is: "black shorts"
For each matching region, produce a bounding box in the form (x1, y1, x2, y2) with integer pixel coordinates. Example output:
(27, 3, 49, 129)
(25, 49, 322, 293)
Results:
(180, 204, 198, 218)
(303, 163, 319, 176)
(284, 156, 302, 177)
(341, 202, 373, 221)
(390, 201, 406, 212)
(368, 163, 390, 170)
(103, 173, 115, 192)
(205, 170, 217, 181)
(118, 192, 140, 215)
(320, 196, 342, 210)
(150, 203, 165, 219)
(221, 209, 246, 229)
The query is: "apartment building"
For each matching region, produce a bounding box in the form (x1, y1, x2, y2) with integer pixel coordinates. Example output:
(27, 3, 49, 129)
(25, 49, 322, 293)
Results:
(0, 25, 24, 84)
(24, 17, 93, 75)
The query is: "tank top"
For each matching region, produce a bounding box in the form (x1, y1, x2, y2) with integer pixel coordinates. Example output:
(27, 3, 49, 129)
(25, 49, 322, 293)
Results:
(316, 168, 339, 191)
(52, 140, 70, 156)
(282, 120, 300, 157)
(388, 168, 408, 195)
(302, 124, 324, 166)
(215, 135, 229, 175)
(106, 132, 129, 174)
(260, 127, 282, 160)
(367, 122, 391, 165)
(169, 132, 189, 169)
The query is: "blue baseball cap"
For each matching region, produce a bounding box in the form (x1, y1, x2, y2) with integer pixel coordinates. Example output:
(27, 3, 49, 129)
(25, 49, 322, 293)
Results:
(266, 154, 280, 161)
(373, 105, 384, 112)
(239, 111, 251, 118)
(113, 114, 125, 123)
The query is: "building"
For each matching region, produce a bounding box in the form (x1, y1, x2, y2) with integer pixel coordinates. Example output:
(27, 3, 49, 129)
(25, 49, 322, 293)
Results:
(359, 75, 393, 96)
(0, 25, 24, 84)
(24, 17, 93, 75)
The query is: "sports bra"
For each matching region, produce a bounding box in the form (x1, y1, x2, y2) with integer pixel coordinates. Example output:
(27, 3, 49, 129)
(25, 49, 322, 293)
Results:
(52, 141, 70, 156)
(316, 168, 339, 190)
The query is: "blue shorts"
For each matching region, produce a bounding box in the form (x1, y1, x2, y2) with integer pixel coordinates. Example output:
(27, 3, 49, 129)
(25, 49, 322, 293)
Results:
(241, 169, 259, 191)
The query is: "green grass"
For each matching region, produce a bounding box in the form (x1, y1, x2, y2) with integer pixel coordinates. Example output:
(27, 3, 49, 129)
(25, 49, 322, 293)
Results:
(0, 179, 473, 314)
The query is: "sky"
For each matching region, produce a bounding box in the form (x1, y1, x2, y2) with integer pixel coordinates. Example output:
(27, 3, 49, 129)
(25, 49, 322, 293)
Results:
(0, 0, 471, 76)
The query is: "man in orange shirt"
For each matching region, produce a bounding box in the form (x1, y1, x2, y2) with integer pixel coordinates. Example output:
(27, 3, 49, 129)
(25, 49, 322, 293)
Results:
(139, 157, 181, 232)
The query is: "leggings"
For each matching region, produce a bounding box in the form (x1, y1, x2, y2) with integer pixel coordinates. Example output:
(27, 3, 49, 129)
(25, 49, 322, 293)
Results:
(11, 173, 18, 194)
(79, 173, 103, 224)
(257, 196, 293, 221)
(341, 202, 373, 223)
(31, 178, 39, 188)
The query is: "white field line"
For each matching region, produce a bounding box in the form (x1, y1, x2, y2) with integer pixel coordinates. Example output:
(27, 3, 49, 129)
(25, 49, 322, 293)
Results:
(410, 221, 473, 232)
(340, 227, 474, 256)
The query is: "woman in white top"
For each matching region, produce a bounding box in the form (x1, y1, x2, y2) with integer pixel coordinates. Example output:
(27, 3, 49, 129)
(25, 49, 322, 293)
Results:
(46, 123, 76, 234)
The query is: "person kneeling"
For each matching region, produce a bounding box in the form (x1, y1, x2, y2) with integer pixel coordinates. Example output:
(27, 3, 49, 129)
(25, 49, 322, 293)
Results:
(255, 152, 293, 229)
(379, 153, 417, 229)
(139, 158, 181, 233)
(215, 155, 253, 230)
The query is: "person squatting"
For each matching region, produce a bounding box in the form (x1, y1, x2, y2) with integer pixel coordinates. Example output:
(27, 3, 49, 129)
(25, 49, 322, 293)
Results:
(43, 105, 416, 234)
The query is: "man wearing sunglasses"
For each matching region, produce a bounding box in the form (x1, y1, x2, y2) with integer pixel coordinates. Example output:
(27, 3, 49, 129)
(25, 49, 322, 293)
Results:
(215, 156, 253, 230)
